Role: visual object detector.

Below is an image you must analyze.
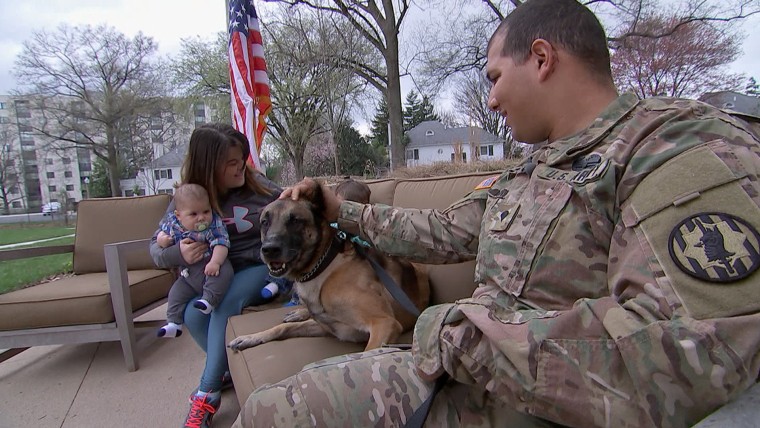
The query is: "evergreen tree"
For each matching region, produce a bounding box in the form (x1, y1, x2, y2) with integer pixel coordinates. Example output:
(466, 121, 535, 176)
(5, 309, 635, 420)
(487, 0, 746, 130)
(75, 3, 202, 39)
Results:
(336, 121, 382, 176)
(369, 98, 390, 158)
(403, 91, 439, 131)
(746, 77, 759, 96)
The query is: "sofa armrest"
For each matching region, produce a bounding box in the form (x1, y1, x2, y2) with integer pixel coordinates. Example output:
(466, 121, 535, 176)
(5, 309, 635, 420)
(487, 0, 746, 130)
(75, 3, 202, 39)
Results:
(0, 244, 75, 262)
(103, 239, 158, 317)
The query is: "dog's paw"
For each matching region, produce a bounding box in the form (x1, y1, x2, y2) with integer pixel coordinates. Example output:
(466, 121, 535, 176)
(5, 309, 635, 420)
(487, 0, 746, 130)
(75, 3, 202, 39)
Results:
(283, 308, 310, 323)
(227, 335, 263, 351)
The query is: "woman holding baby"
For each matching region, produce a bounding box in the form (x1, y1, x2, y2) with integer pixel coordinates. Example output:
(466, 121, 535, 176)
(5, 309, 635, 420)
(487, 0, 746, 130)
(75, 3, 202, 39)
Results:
(150, 123, 281, 427)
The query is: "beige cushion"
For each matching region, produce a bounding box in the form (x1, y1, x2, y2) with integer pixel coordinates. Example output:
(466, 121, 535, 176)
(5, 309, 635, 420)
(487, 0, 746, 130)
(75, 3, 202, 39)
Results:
(365, 178, 397, 205)
(226, 305, 413, 406)
(428, 261, 479, 305)
(0, 269, 173, 331)
(74, 195, 172, 274)
(393, 171, 500, 210)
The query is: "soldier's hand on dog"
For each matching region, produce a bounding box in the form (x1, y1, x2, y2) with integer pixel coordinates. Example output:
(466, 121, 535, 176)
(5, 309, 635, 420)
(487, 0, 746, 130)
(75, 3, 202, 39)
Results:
(280, 178, 341, 222)
(179, 238, 207, 265)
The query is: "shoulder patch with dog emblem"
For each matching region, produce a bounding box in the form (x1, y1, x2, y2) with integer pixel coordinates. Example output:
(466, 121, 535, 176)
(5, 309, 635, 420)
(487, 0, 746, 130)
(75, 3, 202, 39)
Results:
(475, 176, 499, 190)
(668, 213, 760, 283)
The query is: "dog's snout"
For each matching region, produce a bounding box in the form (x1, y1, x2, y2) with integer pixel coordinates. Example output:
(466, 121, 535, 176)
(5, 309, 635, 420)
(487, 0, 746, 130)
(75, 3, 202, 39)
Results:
(261, 242, 282, 259)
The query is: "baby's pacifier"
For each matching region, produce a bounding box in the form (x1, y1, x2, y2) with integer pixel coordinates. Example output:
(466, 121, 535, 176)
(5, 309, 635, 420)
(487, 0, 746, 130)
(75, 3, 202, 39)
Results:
(195, 221, 209, 232)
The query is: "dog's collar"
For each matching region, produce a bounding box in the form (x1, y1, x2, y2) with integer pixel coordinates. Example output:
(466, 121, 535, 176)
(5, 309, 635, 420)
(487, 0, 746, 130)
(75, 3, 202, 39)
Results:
(298, 235, 343, 283)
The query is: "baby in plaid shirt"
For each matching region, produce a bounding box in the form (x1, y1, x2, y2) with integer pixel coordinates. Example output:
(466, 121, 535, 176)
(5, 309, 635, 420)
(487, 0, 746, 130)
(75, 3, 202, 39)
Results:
(155, 183, 233, 338)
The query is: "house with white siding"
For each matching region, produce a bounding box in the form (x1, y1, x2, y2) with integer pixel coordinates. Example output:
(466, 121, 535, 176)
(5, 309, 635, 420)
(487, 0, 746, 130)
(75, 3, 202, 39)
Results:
(404, 121, 504, 167)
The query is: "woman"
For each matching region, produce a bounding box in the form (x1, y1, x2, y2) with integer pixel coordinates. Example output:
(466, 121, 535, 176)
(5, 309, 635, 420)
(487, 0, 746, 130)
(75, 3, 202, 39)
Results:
(150, 123, 280, 427)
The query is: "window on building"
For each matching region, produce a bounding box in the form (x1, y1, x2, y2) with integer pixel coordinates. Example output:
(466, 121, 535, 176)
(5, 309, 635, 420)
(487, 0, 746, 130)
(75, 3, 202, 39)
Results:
(64, 171, 73, 178)
(158, 188, 174, 195)
(62, 157, 71, 164)
(0, 102, 6, 109)
(425, 130, 434, 136)
(66, 184, 74, 191)
(15, 100, 31, 118)
(150, 115, 162, 130)
(154, 169, 173, 180)
(50, 198, 58, 203)
(479, 145, 494, 156)
(47, 172, 55, 179)
(451, 152, 468, 163)
(405, 149, 419, 160)
(48, 185, 56, 192)
(0, 117, 9, 124)
(45, 158, 53, 165)
(11, 201, 21, 208)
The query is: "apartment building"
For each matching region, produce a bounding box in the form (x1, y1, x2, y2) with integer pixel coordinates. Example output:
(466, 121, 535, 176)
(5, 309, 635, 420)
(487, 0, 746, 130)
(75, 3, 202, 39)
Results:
(0, 95, 92, 214)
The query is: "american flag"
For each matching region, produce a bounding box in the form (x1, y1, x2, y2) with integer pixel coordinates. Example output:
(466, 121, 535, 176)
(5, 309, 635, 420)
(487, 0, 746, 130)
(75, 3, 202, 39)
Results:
(228, 0, 271, 169)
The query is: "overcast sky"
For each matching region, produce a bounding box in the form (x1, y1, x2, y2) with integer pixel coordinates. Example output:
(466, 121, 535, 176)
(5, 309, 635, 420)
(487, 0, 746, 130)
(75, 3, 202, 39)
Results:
(0, 0, 758, 110)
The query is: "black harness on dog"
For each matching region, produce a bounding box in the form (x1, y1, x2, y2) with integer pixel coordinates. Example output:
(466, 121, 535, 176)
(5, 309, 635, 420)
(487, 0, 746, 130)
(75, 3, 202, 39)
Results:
(331, 226, 421, 318)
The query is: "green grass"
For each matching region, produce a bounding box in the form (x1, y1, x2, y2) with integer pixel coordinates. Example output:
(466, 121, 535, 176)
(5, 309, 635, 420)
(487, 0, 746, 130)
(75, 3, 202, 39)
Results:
(0, 224, 76, 294)
(0, 224, 76, 246)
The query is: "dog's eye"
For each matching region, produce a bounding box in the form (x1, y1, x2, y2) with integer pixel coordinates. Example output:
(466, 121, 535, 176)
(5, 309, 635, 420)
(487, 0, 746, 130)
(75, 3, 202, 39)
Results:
(287, 214, 302, 225)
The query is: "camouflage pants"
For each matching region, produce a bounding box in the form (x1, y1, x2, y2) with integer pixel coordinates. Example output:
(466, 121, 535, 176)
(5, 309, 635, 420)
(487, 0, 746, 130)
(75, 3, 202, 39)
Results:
(234, 348, 559, 428)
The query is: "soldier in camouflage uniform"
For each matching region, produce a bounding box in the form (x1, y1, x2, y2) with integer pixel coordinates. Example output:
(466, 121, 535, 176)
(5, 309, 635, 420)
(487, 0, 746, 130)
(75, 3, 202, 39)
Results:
(235, 0, 760, 427)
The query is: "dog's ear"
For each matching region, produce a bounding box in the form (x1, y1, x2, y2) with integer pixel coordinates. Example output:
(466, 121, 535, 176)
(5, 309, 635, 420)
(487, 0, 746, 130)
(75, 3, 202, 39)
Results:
(310, 181, 326, 218)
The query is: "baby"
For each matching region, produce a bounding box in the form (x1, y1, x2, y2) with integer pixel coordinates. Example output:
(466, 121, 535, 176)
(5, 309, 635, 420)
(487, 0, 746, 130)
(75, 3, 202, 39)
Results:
(156, 183, 233, 338)
(334, 178, 371, 204)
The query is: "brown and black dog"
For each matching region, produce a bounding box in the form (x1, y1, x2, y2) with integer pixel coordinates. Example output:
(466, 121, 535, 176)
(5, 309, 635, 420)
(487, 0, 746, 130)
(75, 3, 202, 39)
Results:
(228, 183, 429, 352)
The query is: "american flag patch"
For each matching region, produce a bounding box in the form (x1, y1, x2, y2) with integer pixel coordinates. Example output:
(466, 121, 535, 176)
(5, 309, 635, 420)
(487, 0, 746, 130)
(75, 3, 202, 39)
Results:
(475, 176, 499, 190)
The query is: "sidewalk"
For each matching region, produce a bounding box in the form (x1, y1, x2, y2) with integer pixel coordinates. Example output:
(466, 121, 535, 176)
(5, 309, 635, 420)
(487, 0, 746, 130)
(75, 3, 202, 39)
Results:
(0, 305, 240, 428)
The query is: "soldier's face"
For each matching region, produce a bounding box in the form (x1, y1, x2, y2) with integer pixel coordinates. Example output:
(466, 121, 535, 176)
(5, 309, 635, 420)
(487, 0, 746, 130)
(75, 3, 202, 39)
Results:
(486, 35, 546, 144)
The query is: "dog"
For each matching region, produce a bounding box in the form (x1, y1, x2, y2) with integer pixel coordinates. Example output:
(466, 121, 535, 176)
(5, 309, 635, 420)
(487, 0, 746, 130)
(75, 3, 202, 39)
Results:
(228, 183, 429, 352)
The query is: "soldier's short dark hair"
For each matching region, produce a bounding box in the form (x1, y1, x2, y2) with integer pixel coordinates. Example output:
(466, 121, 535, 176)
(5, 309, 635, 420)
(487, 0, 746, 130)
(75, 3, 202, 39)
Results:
(489, 0, 612, 83)
(334, 179, 371, 204)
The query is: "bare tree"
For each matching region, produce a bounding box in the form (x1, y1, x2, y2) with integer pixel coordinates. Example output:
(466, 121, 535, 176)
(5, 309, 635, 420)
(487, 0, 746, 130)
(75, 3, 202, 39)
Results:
(264, 11, 331, 180)
(269, 8, 370, 175)
(612, 15, 744, 98)
(171, 32, 232, 123)
(0, 123, 23, 214)
(453, 69, 515, 157)
(13, 24, 167, 196)
(266, 0, 417, 170)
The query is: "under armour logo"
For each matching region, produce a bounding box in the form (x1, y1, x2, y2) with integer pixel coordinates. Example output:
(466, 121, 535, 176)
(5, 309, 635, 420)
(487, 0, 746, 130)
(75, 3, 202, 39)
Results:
(223, 206, 253, 233)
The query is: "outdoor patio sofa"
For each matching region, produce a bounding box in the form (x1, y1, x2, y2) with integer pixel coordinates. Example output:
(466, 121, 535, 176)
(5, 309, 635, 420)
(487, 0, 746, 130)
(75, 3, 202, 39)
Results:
(0, 194, 175, 372)
(224, 171, 760, 427)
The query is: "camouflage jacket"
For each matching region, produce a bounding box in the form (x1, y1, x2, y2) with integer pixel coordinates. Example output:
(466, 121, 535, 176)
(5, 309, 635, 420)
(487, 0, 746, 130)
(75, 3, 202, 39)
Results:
(336, 93, 760, 427)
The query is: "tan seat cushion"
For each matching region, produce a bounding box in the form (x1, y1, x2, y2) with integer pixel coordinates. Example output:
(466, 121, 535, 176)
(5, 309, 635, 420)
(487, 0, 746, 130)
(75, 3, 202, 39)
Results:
(226, 305, 413, 406)
(365, 178, 397, 205)
(74, 195, 172, 274)
(393, 171, 499, 210)
(0, 269, 173, 331)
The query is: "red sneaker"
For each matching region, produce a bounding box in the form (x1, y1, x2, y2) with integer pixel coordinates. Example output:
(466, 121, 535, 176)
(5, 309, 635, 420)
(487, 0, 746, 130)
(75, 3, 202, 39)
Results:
(183, 392, 220, 428)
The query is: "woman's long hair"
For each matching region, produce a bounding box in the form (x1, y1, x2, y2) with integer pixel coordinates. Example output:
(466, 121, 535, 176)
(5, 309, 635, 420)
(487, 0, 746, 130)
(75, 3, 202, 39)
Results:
(182, 123, 271, 213)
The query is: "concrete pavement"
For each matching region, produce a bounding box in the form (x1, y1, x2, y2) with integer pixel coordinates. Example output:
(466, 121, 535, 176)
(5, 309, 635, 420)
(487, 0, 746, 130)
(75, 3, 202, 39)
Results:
(0, 305, 241, 428)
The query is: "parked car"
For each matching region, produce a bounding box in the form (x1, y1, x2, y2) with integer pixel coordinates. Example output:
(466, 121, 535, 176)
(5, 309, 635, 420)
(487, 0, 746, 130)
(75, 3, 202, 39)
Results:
(42, 202, 62, 215)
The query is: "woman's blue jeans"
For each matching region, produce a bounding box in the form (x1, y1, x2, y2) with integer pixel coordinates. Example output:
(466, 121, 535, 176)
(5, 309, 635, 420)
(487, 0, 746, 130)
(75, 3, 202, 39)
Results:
(183, 264, 270, 392)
